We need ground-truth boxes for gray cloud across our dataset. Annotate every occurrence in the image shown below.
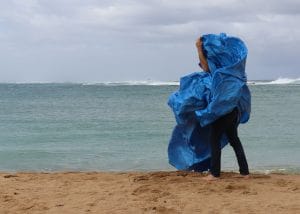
[0,0,299,82]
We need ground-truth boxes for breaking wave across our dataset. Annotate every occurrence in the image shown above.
[82,81,179,86]
[83,78,300,86]
[248,77,300,85]
[3,78,299,86]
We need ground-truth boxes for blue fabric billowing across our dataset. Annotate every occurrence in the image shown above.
[167,33,251,171]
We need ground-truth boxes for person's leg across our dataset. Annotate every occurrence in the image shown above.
[209,119,226,177]
[225,112,249,175]
[210,127,222,177]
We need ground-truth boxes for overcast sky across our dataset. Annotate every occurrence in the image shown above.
[0,0,299,82]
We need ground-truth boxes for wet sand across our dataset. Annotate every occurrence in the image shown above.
[1,171,300,213]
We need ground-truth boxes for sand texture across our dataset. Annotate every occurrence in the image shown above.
[0,171,300,214]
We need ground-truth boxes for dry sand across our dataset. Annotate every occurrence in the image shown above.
[0,171,299,214]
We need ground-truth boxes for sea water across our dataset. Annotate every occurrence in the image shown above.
[0,78,299,173]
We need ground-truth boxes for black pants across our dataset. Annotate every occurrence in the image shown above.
[210,107,249,177]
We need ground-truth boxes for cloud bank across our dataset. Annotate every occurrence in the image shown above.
[0,0,299,82]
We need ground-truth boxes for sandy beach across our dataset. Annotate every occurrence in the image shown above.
[0,171,299,214]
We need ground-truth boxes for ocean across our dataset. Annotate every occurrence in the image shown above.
[0,78,299,173]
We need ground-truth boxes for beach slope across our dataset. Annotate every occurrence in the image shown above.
[1,171,299,213]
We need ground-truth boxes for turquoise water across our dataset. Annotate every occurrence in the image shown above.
[0,82,299,173]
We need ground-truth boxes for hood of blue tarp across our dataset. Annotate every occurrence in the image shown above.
[202,33,248,81]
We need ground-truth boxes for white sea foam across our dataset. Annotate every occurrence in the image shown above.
[82,81,179,86]
[268,77,300,84]
[2,77,299,86]
[250,77,300,85]
[259,168,287,175]
[82,78,300,86]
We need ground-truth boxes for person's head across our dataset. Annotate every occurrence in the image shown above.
[197,37,209,72]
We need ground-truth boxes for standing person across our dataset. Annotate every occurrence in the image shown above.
[167,33,251,177]
[196,36,250,181]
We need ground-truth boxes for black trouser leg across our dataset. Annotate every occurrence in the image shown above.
[209,108,249,177]
[209,128,223,177]
[210,118,227,177]
[226,125,249,175]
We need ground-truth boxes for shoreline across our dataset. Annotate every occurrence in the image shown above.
[1,171,300,213]
[1,169,300,176]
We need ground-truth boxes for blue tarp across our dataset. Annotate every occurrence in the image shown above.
[167,33,251,171]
